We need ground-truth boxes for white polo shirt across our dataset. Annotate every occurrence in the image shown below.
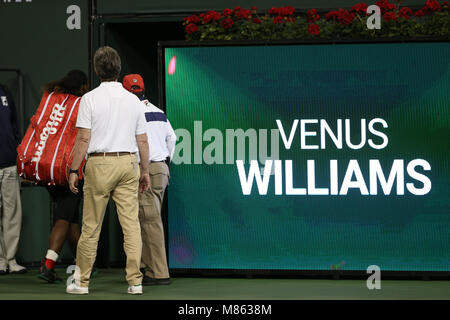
[76,81,147,154]
[140,99,177,162]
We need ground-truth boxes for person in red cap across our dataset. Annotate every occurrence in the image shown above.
[123,74,146,99]
[123,73,176,286]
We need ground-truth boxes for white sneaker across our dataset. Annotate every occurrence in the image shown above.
[66,282,89,295]
[128,284,143,295]
[8,259,26,274]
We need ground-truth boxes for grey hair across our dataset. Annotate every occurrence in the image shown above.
[93,46,121,81]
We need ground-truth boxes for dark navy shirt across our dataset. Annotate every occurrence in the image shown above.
[0,84,20,168]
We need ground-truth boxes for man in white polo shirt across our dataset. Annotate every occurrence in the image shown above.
[123,74,176,286]
[67,47,150,295]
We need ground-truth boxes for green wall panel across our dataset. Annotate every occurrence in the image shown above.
[0,0,88,264]
[0,0,89,131]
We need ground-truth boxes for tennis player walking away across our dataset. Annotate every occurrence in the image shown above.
[67,46,150,295]
[35,70,88,284]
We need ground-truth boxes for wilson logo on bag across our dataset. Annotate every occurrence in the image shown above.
[17,91,85,186]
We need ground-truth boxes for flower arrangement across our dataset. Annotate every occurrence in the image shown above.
[183,1,449,41]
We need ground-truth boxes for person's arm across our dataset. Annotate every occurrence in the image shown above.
[68,128,91,194]
[166,119,177,161]
[136,133,150,193]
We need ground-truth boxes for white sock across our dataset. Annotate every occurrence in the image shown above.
[46,249,59,262]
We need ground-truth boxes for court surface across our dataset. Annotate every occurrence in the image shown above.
[0,268,449,300]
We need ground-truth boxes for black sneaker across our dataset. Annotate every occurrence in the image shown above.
[37,259,62,283]
[142,275,171,286]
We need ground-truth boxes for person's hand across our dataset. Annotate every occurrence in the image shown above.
[139,173,150,193]
[68,173,79,194]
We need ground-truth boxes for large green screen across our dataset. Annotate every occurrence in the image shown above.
[164,42,449,271]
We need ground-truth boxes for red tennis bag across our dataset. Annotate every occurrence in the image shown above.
[17,91,85,186]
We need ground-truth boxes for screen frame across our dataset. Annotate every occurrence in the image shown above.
[158,38,450,279]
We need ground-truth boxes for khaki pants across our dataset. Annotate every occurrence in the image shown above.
[138,161,169,279]
[0,166,22,266]
[76,154,142,287]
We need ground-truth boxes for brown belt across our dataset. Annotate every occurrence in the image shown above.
[89,152,135,157]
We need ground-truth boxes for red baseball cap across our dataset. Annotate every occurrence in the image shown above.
[123,74,145,93]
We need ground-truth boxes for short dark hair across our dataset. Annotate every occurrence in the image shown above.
[93,46,121,81]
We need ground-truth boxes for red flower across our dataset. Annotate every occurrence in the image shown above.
[279,6,295,16]
[343,11,355,24]
[251,6,258,10]
[351,2,368,14]
[383,11,397,21]
[425,0,441,11]
[185,23,198,34]
[184,15,200,24]
[443,1,449,7]
[326,9,354,24]
[414,9,425,16]
[268,7,279,15]
[273,16,284,24]
[223,8,232,17]
[308,24,320,35]
[202,11,221,24]
[376,0,397,13]
[307,9,320,22]
[236,8,252,19]
[269,6,295,16]
[221,18,234,29]
[285,17,296,23]
[399,7,413,19]
[325,11,339,20]
[338,9,355,24]
[212,11,222,21]
[232,6,242,15]
[252,18,262,24]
